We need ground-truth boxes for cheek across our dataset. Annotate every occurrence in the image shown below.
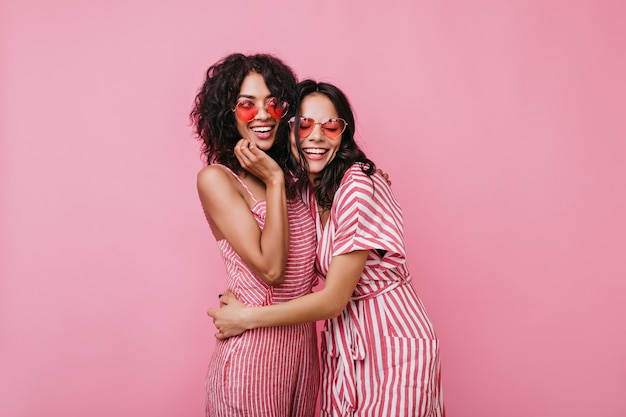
[235,120,248,137]
[289,134,300,160]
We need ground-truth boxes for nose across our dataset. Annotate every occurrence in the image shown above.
[306,123,324,141]
[254,104,271,120]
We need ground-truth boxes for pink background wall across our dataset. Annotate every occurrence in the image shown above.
[2,1,625,416]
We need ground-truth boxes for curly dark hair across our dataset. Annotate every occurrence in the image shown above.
[289,80,376,210]
[190,53,298,197]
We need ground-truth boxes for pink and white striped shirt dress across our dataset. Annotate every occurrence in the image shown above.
[304,164,445,417]
[205,165,320,417]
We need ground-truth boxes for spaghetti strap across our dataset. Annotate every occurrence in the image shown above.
[213,164,258,203]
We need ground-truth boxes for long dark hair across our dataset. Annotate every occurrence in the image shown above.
[289,80,376,209]
[190,53,298,197]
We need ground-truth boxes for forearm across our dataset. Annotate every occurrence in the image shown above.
[244,250,369,326]
[242,288,344,328]
[211,251,369,339]
[258,177,289,285]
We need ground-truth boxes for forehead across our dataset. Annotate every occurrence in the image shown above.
[238,72,271,98]
[300,93,337,118]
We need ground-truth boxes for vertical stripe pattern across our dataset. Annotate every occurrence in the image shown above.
[205,166,319,417]
[306,164,445,417]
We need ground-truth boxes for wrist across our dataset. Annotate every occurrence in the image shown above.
[241,306,257,330]
[266,174,284,187]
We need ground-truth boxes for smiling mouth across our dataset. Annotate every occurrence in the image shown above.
[251,126,273,133]
[302,148,327,155]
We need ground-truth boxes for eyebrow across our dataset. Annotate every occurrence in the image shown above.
[237,94,273,99]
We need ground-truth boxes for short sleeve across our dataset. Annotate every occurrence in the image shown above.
[332,166,406,266]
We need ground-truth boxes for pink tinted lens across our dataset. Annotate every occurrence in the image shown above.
[267,98,288,119]
[320,119,346,139]
[297,118,315,138]
[294,118,347,139]
[234,100,257,121]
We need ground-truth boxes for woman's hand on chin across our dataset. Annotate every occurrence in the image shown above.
[234,139,283,185]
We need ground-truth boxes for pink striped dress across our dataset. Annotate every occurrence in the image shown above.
[304,164,445,417]
[205,166,319,417]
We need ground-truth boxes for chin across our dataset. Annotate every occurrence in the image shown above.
[254,141,274,151]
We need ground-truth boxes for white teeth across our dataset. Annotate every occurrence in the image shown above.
[251,127,272,133]
[303,148,326,155]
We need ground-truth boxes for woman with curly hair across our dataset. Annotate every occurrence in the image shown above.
[190,53,319,417]
[210,80,445,416]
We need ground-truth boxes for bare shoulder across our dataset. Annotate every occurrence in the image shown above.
[198,164,228,182]
[197,165,235,193]
[198,166,247,212]
[196,166,248,241]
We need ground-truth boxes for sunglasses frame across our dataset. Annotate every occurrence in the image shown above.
[233,97,289,122]
[288,116,348,139]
